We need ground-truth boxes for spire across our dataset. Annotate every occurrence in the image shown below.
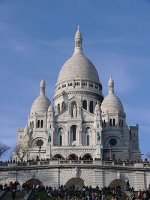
[40,79,46,96]
[108,75,114,94]
[74,25,83,55]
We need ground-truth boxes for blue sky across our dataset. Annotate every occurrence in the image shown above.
[0,0,150,159]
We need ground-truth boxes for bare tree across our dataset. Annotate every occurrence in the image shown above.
[14,144,28,161]
[0,142,10,158]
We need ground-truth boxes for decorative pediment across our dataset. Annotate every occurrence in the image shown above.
[82,109,94,121]
[68,96,82,107]
[57,109,68,121]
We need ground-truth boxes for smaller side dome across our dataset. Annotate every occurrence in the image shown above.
[48,104,54,112]
[101,76,124,113]
[30,80,51,114]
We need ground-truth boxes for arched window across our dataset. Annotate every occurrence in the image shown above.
[58,128,63,146]
[119,119,121,127]
[68,82,72,86]
[122,120,124,128]
[110,119,112,126]
[70,125,77,143]
[83,100,87,110]
[103,120,106,127]
[119,119,123,127]
[41,120,43,128]
[60,135,62,146]
[62,101,65,110]
[87,135,89,146]
[113,119,115,126]
[58,104,60,114]
[72,126,76,141]
[37,120,40,128]
[86,127,90,146]
[89,101,93,113]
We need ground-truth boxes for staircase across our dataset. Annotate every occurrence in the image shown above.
[1,190,26,200]
[125,190,132,198]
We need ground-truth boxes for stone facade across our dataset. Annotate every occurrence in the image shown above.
[14,27,141,163]
[1,161,150,191]
[4,27,147,189]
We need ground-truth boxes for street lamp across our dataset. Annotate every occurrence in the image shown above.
[109,145,112,161]
[48,132,52,160]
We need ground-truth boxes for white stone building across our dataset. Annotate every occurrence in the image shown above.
[15,27,141,163]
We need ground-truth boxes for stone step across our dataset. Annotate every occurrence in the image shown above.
[1,190,26,200]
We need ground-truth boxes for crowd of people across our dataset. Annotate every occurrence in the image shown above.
[1,181,150,199]
[23,183,150,199]
[31,185,127,200]
[0,181,33,200]
[0,181,21,200]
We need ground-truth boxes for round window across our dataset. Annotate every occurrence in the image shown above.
[109,138,117,146]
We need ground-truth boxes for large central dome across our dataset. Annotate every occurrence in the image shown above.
[57,53,100,83]
[57,26,100,85]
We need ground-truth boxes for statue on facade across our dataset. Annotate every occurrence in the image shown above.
[48,132,51,144]
[96,131,100,141]
[72,104,77,117]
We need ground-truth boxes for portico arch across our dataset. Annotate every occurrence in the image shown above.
[109,179,127,191]
[82,153,93,160]
[68,154,78,160]
[24,179,43,186]
[53,154,64,160]
[65,177,84,187]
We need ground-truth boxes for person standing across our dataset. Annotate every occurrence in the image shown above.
[12,189,16,200]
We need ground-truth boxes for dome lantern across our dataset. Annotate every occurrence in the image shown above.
[74,25,83,55]
[40,79,46,96]
[108,75,114,94]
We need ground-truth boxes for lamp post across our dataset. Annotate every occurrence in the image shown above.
[48,132,52,160]
[101,145,103,161]
[109,145,112,161]
[50,144,51,160]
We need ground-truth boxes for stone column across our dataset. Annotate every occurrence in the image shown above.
[87,101,90,112]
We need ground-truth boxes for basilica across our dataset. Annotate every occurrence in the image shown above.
[15,27,141,162]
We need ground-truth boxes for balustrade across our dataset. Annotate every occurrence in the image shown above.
[0,160,150,168]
